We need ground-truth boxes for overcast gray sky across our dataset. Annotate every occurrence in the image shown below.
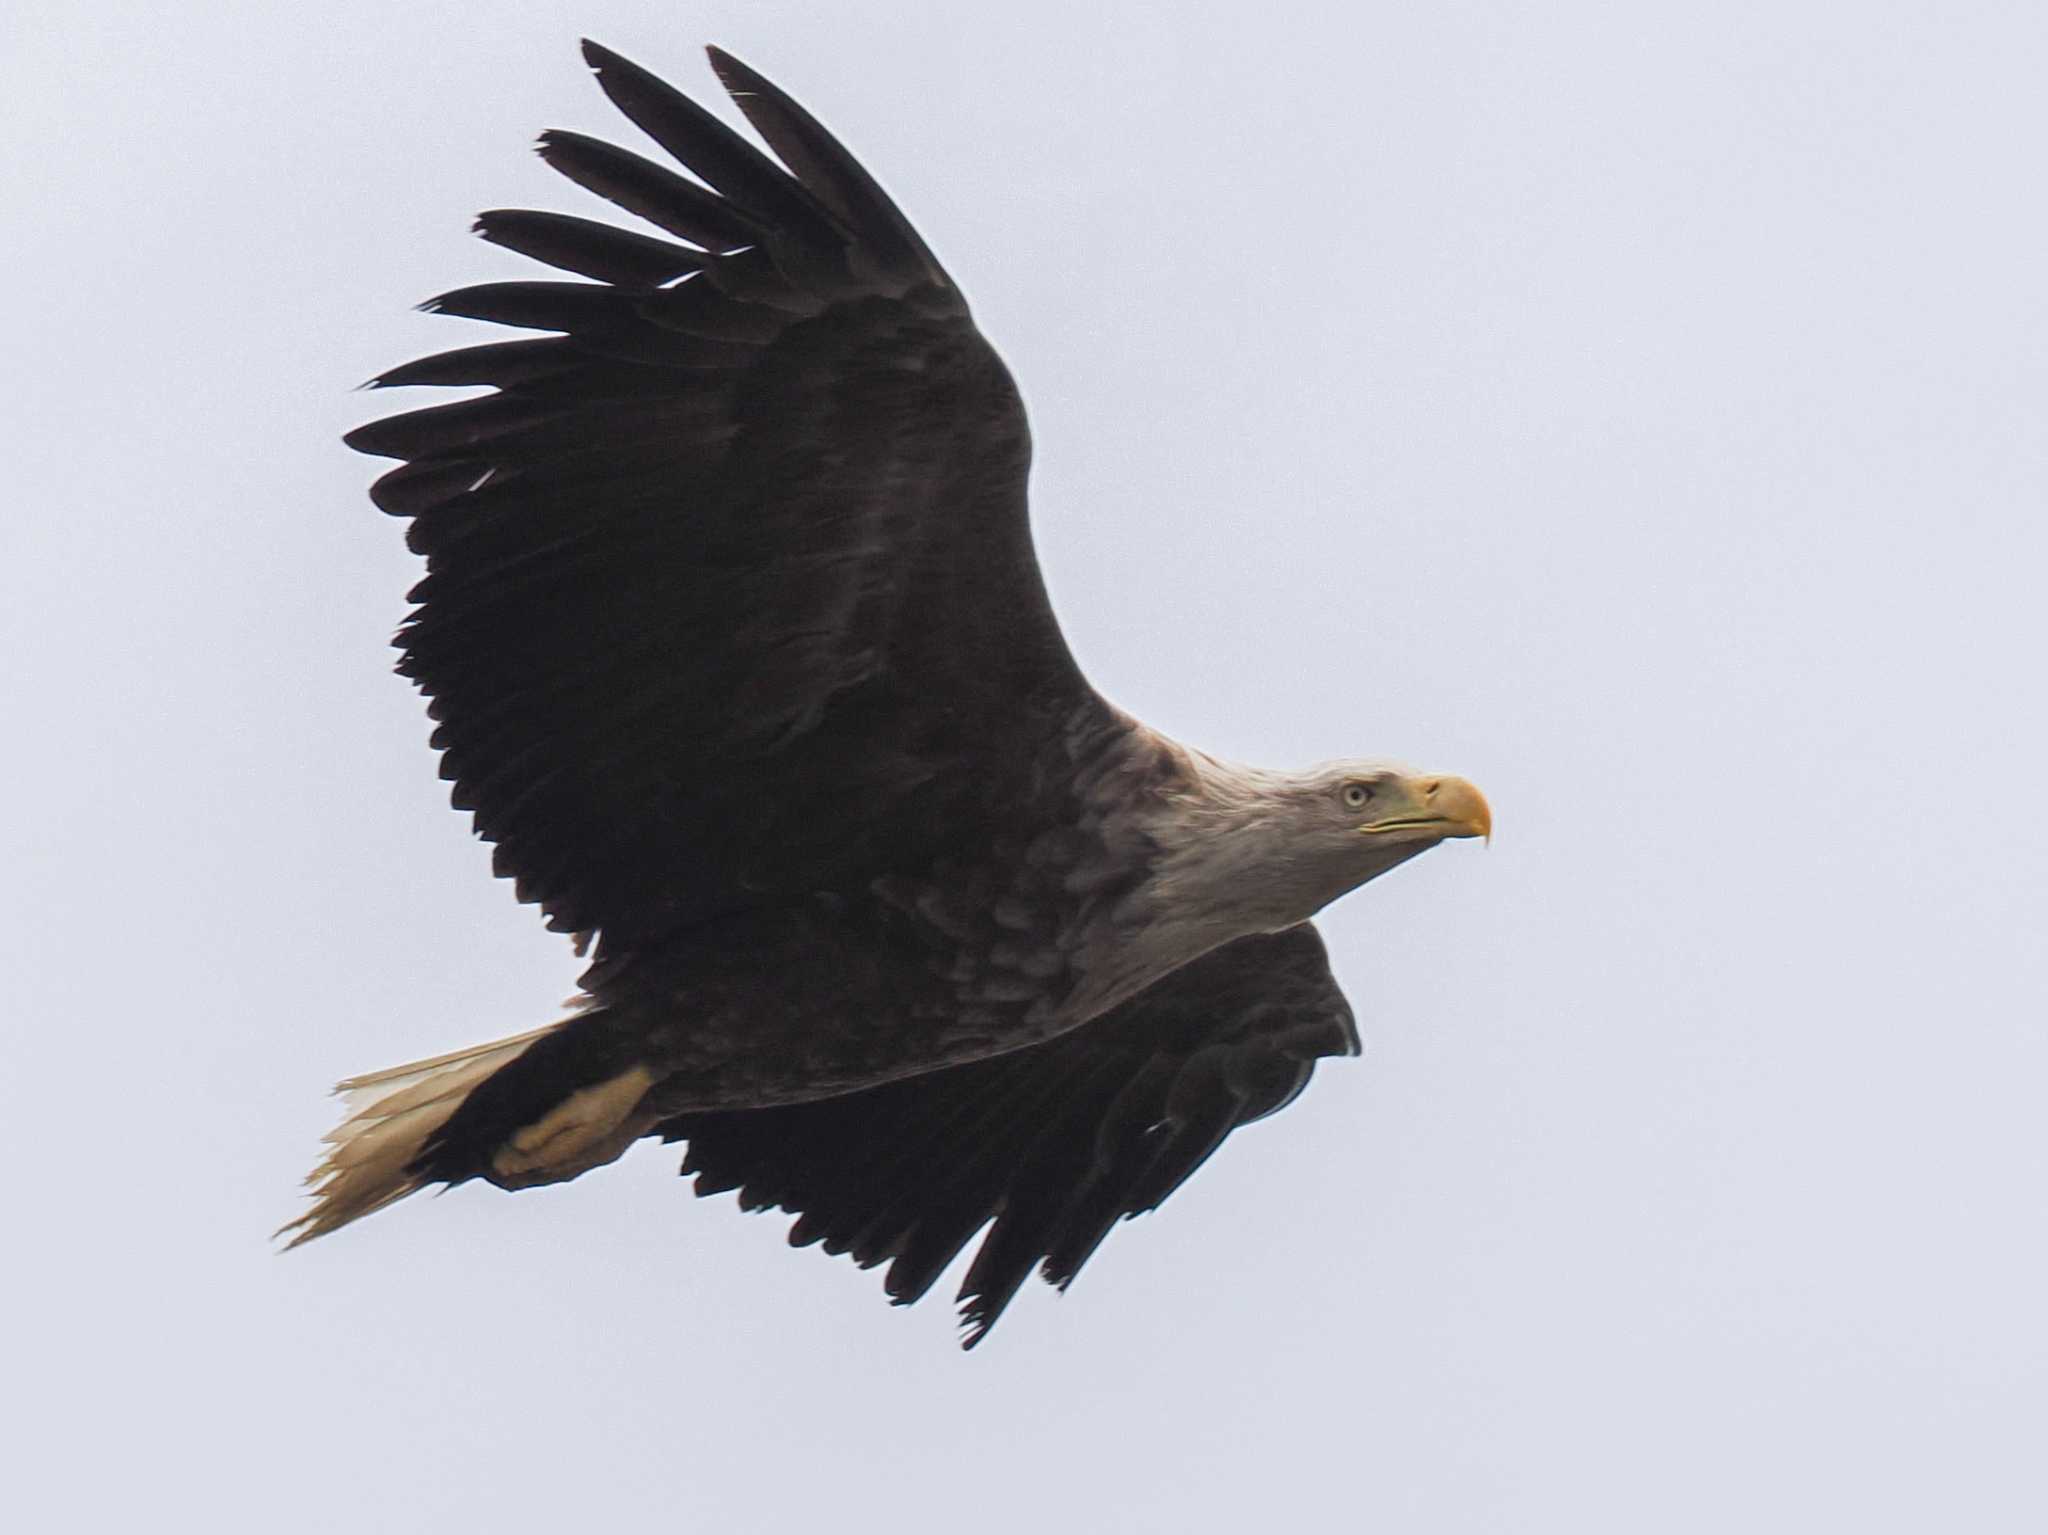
[5,2,2044,1530]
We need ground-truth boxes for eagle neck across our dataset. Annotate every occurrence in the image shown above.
[1062,740,1307,1023]
[1145,746,1312,939]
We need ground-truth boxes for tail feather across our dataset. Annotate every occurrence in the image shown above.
[278,1022,563,1248]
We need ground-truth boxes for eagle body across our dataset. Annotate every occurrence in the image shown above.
[436,717,1162,1179]
[288,40,1491,1345]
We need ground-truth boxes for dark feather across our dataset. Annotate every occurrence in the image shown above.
[366,458,493,517]
[369,338,573,390]
[343,394,559,461]
[473,209,708,287]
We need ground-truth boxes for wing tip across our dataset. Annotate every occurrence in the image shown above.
[704,44,748,91]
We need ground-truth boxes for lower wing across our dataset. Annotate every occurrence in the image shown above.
[657,924,1359,1346]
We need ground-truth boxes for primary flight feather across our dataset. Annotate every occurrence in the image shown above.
[289,38,1491,1347]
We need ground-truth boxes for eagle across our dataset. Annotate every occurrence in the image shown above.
[286,39,1492,1346]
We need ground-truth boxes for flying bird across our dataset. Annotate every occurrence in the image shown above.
[289,39,1492,1345]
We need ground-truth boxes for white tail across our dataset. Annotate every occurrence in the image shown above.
[277,1022,564,1248]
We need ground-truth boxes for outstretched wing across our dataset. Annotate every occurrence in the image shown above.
[347,43,1106,950]
[657,925,1360,1347]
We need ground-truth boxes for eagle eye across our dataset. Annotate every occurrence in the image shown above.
[1342,783,1371,809]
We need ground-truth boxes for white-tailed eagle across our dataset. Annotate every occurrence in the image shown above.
[286,40,1491,1346]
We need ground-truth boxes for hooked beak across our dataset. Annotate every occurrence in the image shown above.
[1357,773,1492,845]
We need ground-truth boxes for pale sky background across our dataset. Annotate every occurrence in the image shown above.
[4,2,2044,1530]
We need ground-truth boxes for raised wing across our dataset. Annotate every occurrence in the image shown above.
[656,925,1360,1346]
[347,43,1104,950]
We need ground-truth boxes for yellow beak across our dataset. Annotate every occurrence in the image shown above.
[1358,774,1492,844]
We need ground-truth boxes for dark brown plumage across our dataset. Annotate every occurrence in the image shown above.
[288,40,1489,1347]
